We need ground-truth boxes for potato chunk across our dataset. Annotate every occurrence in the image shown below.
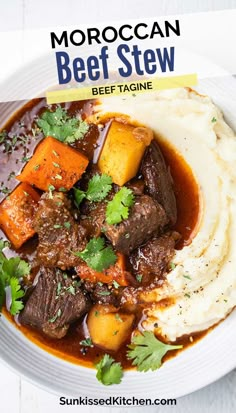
[87,304,135,351]
[98,121,152,186]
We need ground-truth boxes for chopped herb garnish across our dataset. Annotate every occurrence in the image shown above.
[97,290,111,296]
[7,171,15,181]
[183,275,192,280]
[74,237,117,272]
[136,274,143,283]
[113,280,120,289]
[23,191,29,197]
[37,105,89,143]
[64,221,71,229]
[184,293,191,298]
[53,224,62,229]
[48,184,55,199]
[95,310,100,317]
[115,314,123,322]
[33,164,40,171]
[113,330,119,336]
[55,174,62,180]
[67,285,75,295]
[53,162,60,168]
[58,187,67,192]
[52,150,59,157]
[211,117,217,123]
[106,187,134,225]
[0,186,11,195]
[80,338,93,347]
[48,308,62,323]
[0,131,31,154]
[63,273,68,280]
[21,156,31,163]
[169,262,176,270]
[56,282,62,296]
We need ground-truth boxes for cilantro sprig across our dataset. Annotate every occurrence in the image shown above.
[106,187,134,225]
[96,354,123,386]
[0,241,30,315]
[74,237,117,272]
[73,174,112,207]
[37,106,89,144]
[127,331,183,372]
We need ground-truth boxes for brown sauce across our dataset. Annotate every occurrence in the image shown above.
[1,98,201,368]
[3,307,209,369]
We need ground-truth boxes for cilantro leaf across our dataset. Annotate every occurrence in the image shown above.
[106,187,135,225]
[127,331,183,372]
[0,277,5,312]
[73,174,112,208]
[96,354,123,386]
[37,106,89,143]
[0,249,30,315]
[80,338,93,347]
[73,188,86,208]
[9,277,25,315]
[86,174,112,202]
[75,237,117,272]
[1,257,30,280]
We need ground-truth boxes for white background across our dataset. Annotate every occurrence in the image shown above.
[0,1,236,412]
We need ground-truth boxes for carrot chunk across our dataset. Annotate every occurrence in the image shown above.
[77,253,129,286]
[0,183,40,249]
[17,136,89,191]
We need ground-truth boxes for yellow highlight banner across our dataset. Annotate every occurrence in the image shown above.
[46,74,197,104]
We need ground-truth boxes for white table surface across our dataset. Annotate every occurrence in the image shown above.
[0,0,236,412]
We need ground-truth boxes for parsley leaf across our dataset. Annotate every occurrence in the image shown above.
[96,354,123,386]
[74,237,117,272]
[9,278,25,315]
[106,187,134,225]
[86,174,112,202]
[127,331,183,372]
[73,174,112,207]
[37,106,89,143]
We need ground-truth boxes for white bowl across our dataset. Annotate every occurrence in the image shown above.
[0,55,235,399]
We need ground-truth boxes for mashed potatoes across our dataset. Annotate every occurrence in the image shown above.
[94,88,236,341]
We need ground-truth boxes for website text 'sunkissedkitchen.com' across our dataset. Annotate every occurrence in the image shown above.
[59,396,177,406]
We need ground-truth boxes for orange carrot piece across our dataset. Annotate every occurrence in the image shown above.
[0,183,40,249]
[17,136,89,191]
[77,253,129,286]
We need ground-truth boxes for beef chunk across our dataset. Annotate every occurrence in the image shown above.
[129,232,179,284]
[126,178,145,196]
[83,280,118,306]
[20,267,91,339]
[34,192,87,270]
[80,201,107,238]
[141,140,177,226]
[105,195,168,254]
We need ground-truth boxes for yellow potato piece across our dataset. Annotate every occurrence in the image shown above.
[87,304,135,351]
[98,121,152,186]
